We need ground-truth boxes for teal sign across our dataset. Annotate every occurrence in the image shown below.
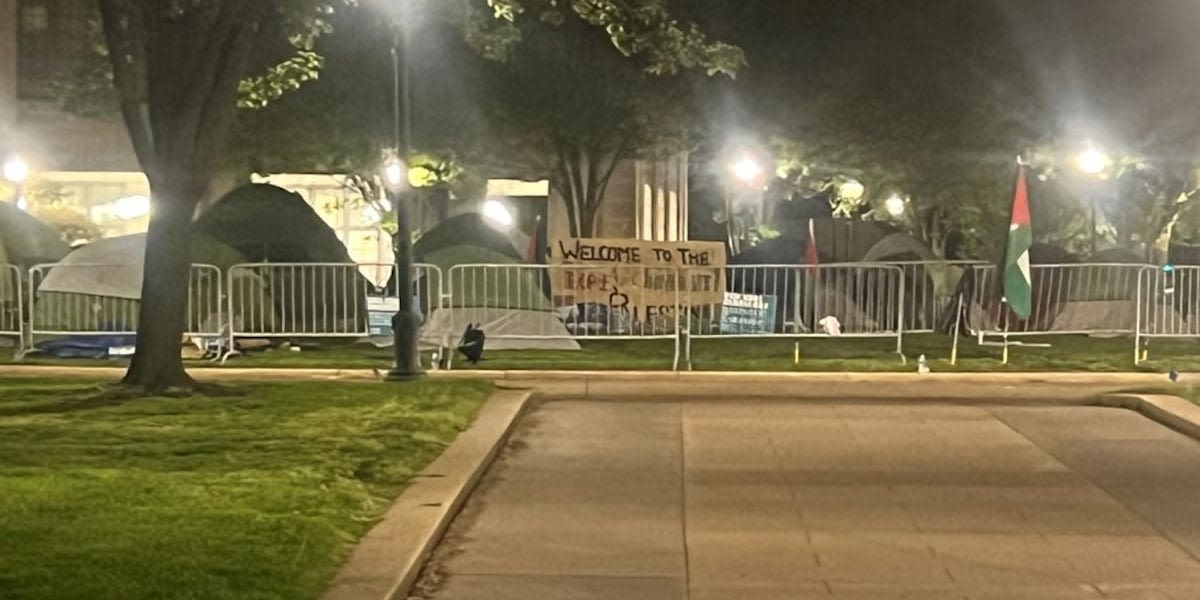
[368,296,421,337]
[720,292,778,334]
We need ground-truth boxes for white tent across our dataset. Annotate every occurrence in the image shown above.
[33,234,259,334]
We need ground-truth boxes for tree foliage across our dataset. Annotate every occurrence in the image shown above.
[480,12,706,237]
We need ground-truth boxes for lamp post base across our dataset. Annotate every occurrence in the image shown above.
[387,310,425,381]
[384,369,426,381]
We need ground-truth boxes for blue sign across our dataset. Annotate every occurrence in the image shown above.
[720,292,778,334]
[368,296,422,337]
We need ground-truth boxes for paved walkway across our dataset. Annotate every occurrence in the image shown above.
[411,399,1200,599]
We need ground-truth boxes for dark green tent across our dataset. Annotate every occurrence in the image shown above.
[196,183,355,263]
[415,213,521,262]
[195,183,368,336]
[0,202,69,269]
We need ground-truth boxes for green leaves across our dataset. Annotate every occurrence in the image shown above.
[463,0,744,77]
[237,49,325,110]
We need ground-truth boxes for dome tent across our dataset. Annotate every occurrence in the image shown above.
[195,183,368,336]
[0,202,70,269]
[419,244,578,351]
[32,233,270,338]
[1,203,71,328]
[862,232,953,332]
[415,213,522,262]
[196,183,356,263]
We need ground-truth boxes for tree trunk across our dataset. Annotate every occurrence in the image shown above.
[121,179,202,392]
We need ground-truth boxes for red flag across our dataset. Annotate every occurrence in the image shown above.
[805,218,819,277]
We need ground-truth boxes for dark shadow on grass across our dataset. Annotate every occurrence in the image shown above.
[0,382,246,417]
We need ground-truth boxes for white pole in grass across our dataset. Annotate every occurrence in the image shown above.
[950,292,964,366]
[1001,299,1010,366]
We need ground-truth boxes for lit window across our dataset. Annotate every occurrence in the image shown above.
[20,5,49,33]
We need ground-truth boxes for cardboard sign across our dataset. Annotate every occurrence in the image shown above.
[550,238,726,320]
[720,292,778,334]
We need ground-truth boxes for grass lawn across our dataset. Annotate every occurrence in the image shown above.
[0,378,492,600]
[4,332,1199,372]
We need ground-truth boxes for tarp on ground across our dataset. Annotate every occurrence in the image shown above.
[419,244,578,350]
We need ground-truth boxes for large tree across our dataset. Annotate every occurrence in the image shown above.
[97,0,741,391]
[482,15,703,237]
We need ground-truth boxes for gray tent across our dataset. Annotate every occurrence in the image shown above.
[32,234,267,334]
[420,244,577,351]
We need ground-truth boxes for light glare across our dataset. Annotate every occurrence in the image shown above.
[885,194,906,218]
[3,156,29,184]
[483,199,514,229]
[1077,147,1109,175]
[731,157,763,184]
[384,160,405,188]
[114,195,151,220]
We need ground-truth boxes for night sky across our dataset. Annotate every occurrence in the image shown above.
[701,0,1200,154]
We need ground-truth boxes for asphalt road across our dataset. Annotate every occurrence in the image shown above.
[410,398,1200,599]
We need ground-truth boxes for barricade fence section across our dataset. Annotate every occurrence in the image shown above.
[24,258,1200,367]
[225,262,442,342]
[965,263,1145,337]
[1136,265,1200,362]
[888,260,984,333]
[444,263,682,341]
[683,263,905,351]
[0,263,22,340]
[27,263,224,340]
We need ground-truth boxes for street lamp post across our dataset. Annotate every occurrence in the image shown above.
[1076,146,1110,256]
[384,9,423,380]
[725,155,763,255]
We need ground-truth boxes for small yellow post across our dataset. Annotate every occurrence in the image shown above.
[794,341,800,365]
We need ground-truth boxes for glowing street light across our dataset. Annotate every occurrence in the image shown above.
[885,194,907,218]
[383,158,406,191]
[4,155,29,211]
[3,155,29,184]
[1076,147,1110,175]
[731,156,763,184]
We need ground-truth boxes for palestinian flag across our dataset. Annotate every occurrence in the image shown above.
[1002,163,1032,319]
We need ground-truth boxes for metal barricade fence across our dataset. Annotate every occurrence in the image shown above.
[965,263,1145,337]
[226,262,442,342]
[445,263,681,341]
[26,263,224,341]
[683,263,905,352]
[1136,265,1200,363]
[0,264,22,342]
[886,260,984,333]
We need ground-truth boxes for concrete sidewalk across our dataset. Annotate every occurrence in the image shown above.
[411,398,1200,600]
[2,366,1181,405]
